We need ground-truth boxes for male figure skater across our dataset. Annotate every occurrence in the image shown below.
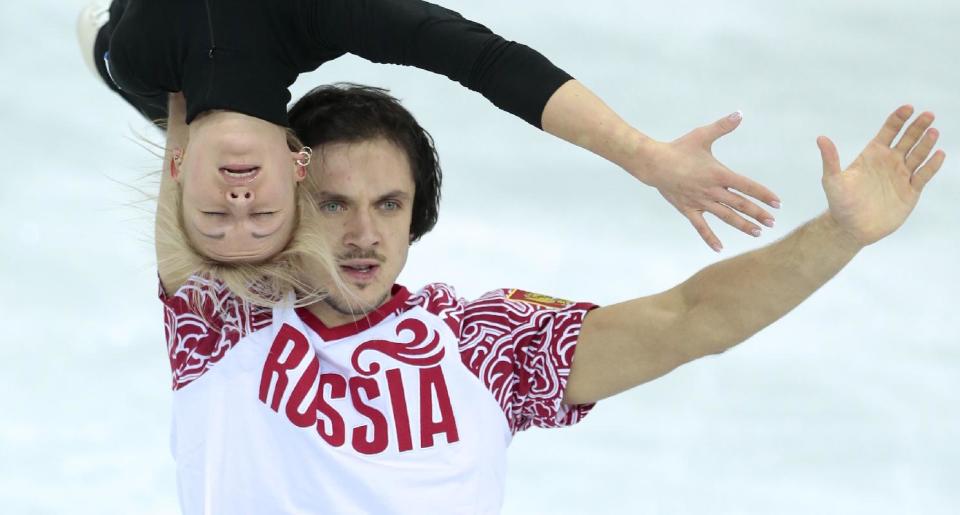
[161,86,944,513]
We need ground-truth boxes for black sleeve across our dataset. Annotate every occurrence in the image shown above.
[298,0,573,129]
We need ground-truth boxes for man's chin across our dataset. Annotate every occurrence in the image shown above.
[323,293,388,319]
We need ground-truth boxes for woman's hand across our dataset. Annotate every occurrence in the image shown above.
[542,81,779,252]
[632,112,781,252]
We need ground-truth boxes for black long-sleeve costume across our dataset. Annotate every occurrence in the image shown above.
[94,0,572,128]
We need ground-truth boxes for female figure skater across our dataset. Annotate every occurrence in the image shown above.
[78,0,780,297]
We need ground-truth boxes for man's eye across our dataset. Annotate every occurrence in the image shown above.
[321,202,344,213]
[381,200,400,210]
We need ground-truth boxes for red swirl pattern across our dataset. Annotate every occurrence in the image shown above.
[407,284,597,433]
[350,318,445,376]
[161,277,272,390]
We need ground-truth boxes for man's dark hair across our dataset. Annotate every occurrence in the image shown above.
[288,83,441,243]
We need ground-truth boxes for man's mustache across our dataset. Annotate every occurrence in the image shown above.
[336,249,386,263]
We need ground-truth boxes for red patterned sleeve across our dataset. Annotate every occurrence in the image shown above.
[158,277,271,390]
[456,288,598,433]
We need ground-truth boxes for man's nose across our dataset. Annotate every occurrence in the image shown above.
[345,210,380,248]
[226,187,254,205]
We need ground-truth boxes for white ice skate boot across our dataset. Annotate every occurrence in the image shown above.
[76,1,110,79]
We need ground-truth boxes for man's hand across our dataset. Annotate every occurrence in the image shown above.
[636,112,781,252]
[819,105,946,246]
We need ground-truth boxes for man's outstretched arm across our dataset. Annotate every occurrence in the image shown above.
[564,106,946,405]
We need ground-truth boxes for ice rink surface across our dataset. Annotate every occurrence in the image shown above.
[1,0,957,513]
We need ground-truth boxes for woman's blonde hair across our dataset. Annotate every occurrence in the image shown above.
[155,130,341,308]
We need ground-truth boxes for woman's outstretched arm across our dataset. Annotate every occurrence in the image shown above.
[304,0,779,250]
[542,80,780,251]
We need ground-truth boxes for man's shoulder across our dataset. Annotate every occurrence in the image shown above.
[403,283,586,311]
[400,283,464,327]
[399,283,592,333]
[404,282,460,307]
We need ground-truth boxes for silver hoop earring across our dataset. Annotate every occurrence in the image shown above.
[296,146,313,167]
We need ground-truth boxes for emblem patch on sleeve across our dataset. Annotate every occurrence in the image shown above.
[506,289,572,308]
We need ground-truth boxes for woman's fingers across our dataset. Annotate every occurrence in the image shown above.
[715,188,775,228]
[686,211,723,252]
[674,165,780,250]
[695,111,744,149]
[704,201,764,238]
[725,171,781,209]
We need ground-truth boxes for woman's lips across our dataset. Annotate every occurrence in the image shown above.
[219,166,260,185]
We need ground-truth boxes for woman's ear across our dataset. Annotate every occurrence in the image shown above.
[294,146,313,182]
[170,148,184,181]
[291,151,307,181]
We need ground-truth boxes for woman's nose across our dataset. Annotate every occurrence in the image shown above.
[226,187,254,205]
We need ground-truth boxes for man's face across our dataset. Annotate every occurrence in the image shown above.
[312,137,415,325]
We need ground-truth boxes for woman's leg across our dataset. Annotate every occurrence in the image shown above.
[77,0,168,127]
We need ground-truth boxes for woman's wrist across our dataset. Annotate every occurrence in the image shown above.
[614,132,663,186]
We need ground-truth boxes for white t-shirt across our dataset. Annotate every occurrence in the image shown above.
[161,277,596,514]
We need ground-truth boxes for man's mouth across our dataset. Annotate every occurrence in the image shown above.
[339,260,381,282]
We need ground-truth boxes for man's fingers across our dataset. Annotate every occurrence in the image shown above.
[698,111,743,148]
[705,202,763,238]
[874,105,913,146]
[894,112,935,155]
[911,150,947,192]
[817,136,841,178]
[686,212,723,252]
[905,127,940,172]
[715,189,775,227]
[726,172,781,208]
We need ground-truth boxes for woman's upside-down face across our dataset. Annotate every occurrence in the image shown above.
[175,111,306,263]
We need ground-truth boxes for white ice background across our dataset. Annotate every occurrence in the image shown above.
[1,0,958,513]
